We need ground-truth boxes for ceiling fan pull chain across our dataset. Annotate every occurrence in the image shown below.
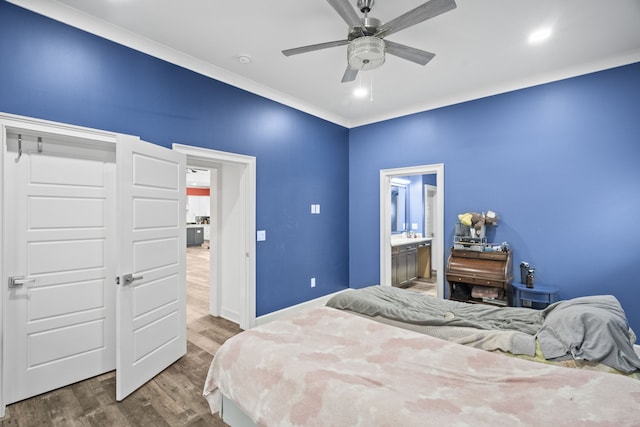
[369,70,374,102]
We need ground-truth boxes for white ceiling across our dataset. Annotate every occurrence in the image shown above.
[187,168,210,188]
[9,0,640,128]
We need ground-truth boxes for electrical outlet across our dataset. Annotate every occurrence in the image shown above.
[310,277,316,288]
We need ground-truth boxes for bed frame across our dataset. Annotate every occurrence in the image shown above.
[220,395,256,427]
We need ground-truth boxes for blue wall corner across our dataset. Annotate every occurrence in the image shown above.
[349,62,640,333]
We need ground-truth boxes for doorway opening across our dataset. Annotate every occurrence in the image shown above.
[185,167,212,327]
[380,164,445,299]
[173,144,256,331]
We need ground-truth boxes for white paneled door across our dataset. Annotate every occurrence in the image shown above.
[2,118,186,408]
[4,132,117,403]
[115,135,186,400]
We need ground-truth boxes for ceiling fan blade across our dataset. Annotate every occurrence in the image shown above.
[326,0,362,28]
[384,40,435,66]
[375,0,457,38]
[341,66,358,83]
[282,40,349,56]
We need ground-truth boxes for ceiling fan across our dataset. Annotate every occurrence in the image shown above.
[282,0,457,83]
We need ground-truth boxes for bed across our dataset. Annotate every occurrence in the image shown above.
[326,285,640,376]
[204,306,640,426]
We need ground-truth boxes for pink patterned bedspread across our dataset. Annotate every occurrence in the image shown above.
[204,307,640,426]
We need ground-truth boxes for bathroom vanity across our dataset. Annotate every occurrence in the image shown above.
[391,238,432,287]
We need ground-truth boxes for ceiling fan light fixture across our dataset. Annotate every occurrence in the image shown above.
[353,86,369,98]
[347,36,385,71]
[528,27,552,44]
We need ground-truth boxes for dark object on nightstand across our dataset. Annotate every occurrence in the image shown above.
[520,261,529,284]
[526,269,535,288]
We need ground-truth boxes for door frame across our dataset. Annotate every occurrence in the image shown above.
[424,184,439,269]
[0,112,119,417]
[379,164,445,298]
[172,144,256,330]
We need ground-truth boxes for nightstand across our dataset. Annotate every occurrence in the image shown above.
[511,282,559,309]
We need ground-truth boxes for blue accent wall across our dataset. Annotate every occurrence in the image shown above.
[0,2,350,316]
[2,3,639,336]
[349,62,640,335]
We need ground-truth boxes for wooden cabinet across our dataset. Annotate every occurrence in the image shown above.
[392,243,418,287]
[417,242,431,279]
[446,248,513,306]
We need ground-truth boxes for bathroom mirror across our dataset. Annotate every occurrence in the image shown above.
[391,182,409,233]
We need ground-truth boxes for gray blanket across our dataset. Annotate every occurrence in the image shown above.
[341,310,538,356]
[326,285,544,333]
[327,286,640,373]
[537,295,640,374]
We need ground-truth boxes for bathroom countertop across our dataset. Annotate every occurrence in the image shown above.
[391,237,433,247]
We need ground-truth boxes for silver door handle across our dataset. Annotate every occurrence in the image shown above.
[9,276,35,288]
[122,273,143,285]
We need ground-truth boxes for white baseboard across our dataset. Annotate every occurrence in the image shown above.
[255,288,352,326]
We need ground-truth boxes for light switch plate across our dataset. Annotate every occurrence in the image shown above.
[257,230,266,241]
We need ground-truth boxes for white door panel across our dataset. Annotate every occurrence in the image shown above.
[116,135,186,401]
[4,131,116,404]
[29,197,105,228]
[29,239,105,273]
[29,280,105,320]
[2,120,186,408]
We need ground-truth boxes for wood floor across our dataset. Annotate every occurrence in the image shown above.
[1,245,241,427]
[401,273,438,296]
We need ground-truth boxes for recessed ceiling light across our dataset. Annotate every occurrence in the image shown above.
[237,55,252,64]
[528,27,552,44]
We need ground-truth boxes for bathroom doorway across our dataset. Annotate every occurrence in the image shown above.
[380,164,445,299]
